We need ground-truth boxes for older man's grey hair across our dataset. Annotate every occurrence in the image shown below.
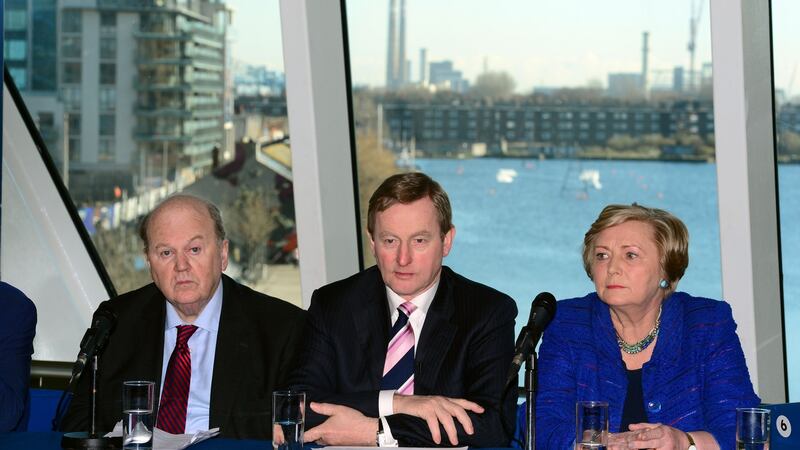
[138,194,226,251]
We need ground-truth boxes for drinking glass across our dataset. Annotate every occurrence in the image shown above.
[575,401,608,450]
[122,380,155,449]
[737,407,770,450]
[272,390,305,450]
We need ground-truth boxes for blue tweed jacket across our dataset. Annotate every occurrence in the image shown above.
[534,292,759,449]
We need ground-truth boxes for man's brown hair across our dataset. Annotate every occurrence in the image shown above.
[367,172,453,237]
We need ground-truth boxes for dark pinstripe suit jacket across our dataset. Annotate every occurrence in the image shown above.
[61,274,305,439]
[290,266,518,447]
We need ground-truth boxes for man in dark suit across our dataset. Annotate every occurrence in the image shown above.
[62,194,305,439]
[0,282,37,431]
[291,173,517,447]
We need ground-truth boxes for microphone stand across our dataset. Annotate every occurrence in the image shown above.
[524,351,537,450]
[61,355,121,449]
[90,354,99,438]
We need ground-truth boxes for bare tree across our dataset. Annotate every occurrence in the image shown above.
[225,187,276,282]
[355,133,402,267]
[471,71,516,98]
[93,224,152,294]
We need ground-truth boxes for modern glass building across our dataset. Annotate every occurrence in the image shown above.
[5,0,230,204]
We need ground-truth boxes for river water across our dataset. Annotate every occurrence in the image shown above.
[415,157,800,398]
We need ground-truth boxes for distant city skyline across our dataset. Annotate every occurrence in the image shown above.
[226,0,799,95]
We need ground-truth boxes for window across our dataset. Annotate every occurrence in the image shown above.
[99,88,116,110]
[62,86,82,109]
[69,138,81,161]
[100,37,116,59]
[63,62,81,84]
[100,11,116,30]
[100,63,116,85]
[30,1,57,92]
[99,115,115,136]
[68,114,81,136]
[3,0,303,311]
[5,40,27,60]
[772,0,800,399]
[98,138,115,161]
[39,112,54,128]
[5,9,26,30]
[62,36,81,58]
[346,0,720,336]
[9,68,27,89]
[62,10,81,33]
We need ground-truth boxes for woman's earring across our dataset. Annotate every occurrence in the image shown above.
[659,279,669,289]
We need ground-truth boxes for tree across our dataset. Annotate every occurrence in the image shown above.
[471,71,516,98]
[607,134,638,152]
[225,187,276,283]
[92,224,152,294]
[779,131,800,156]
[356,133,402,266]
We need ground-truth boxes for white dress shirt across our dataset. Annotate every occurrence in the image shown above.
[378,278,439,446]
[159,281,223,434]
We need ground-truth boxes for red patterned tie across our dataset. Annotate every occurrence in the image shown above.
[156,325,198,434]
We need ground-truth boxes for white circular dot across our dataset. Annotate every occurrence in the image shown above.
[777,414,792,438]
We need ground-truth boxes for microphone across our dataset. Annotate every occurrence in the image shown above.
[57,307,119,444]
[69,308,117,384]
[506,292,557,386]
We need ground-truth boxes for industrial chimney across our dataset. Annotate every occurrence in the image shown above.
[641,31,649,98]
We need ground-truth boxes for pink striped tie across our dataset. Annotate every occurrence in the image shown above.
[381,301,417,395]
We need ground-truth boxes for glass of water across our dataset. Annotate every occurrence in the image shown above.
[575,401,608,449]
[122,380,155,450]
[737,407,770,450]
[273,390,305,450]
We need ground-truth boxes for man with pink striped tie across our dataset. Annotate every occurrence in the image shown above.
[292,173,518,448]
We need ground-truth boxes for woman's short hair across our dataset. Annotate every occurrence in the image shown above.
[582,204,689,287]
[367,172,453,237]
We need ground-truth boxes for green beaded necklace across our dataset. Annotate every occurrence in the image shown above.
[616,304,662,354]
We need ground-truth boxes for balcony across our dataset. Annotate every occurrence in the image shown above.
[133,131,191,143]
[134,30,190,41]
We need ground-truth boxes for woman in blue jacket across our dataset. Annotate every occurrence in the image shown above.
[535,204,759,449]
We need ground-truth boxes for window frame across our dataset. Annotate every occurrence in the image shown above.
[278,0,788,401]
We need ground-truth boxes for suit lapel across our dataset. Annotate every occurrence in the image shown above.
[415,268,457,392]
[591,295,627,404]
[141,287,166,414]
[353,268,391,385]
[209,275,248,427]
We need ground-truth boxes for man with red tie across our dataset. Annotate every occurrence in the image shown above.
[62,194,305,439]
[290,173,518,447]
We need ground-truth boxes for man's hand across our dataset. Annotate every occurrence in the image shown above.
[303,402,379,446]
[392,394,484,445]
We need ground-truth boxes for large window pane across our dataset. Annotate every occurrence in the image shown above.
[5,9,27,30]
[62,62,81,83]
[346,0,721,332]
[772,0,800,400]
[4,1,302,309]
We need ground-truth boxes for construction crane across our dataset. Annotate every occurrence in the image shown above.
[687,0,704,92]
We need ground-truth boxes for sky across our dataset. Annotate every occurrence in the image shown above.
[225,0,798,95]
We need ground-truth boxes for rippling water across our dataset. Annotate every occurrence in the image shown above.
[415,157,800,398]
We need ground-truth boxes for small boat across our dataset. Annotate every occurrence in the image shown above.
[496,168,518,183]
[578,169,602,190]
